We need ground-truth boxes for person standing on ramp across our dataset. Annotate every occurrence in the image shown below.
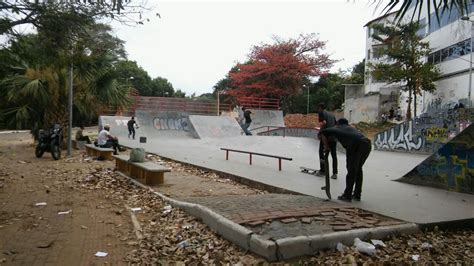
[127,116,139,139]
[316,103,338,179]
[241,107,253,136]
[319,118,371,202]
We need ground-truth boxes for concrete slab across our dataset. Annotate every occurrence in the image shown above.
[115,118,474,225]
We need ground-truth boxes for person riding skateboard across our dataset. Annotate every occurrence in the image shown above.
[241,107,253,136]
[315,103,338,179]
[319,118,371,202]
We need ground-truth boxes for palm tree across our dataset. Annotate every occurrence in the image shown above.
[1,64,132,136]
[380,0,472,24]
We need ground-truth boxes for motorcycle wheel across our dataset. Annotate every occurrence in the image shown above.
[35,144,44,158]
[51,145,61,160]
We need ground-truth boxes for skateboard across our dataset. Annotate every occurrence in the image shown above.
[300,166,319,175]
[320,151,331,200]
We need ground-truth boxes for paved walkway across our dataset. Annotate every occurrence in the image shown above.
[178,194,406,240]
[119,133,474,224]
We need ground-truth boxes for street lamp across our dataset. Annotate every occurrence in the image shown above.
[461,16,473,108]
[304,85,310,114]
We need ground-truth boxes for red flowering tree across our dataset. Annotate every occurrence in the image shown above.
[228,33,335,99]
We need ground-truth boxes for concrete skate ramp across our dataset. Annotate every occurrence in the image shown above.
[134,110,193,139]
[98,116,132,138]
[398,123,474,194]
[188,115,242,138]
[248,110,285,133]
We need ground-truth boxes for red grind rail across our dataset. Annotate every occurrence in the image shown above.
[220,148,292,171]
[236,97,280,110]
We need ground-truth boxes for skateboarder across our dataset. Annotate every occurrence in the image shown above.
[241,107,252,136]
[319,118,371,202]
[127,116,139,139]
[315,103,338,179]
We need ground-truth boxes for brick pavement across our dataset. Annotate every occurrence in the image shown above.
[179,194,406,239]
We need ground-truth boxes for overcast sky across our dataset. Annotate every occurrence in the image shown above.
[112,0,389,96]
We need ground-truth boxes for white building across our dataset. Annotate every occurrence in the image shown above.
[345,3,473,123]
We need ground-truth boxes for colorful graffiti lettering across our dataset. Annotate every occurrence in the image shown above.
[424,127,448,142]
[400,124,474,194]
[374,120,424,151]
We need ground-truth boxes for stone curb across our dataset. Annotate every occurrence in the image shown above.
[115,171,420,261]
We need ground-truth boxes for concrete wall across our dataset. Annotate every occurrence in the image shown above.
[374,108,474,154]
[344,84,379,123]
[399,123,474,194]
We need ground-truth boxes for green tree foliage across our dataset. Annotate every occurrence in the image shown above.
[345,59,365,84]
[150,77,174,97]
[369,22,440,119]
[174,89,186,98]
[0,22,131,132]
[0,0,150,37]
[113,60,152,96]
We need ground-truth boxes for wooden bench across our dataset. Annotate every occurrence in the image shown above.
[72,139,87,150]
[85,144,114,160]
[220,147,292,171]
[113,155,171,185]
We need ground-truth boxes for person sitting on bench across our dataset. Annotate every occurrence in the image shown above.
[97,124,121,155]
[75,126,91,144]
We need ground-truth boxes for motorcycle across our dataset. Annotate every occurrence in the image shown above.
[35,124,63,160]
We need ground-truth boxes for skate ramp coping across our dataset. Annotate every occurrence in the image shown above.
[188,115,242,138]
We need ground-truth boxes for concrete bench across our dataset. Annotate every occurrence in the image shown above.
[85,144,114,160]
[72,139,87,150]
[113,155,171,185]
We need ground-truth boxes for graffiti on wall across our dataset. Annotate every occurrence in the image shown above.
[374,108,474,153]
[399,124,474,194]
[153,118,189,131]
[374,120,425,151]
[424,127,448,142]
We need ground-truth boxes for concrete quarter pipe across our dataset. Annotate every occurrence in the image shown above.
[399,123,474,194]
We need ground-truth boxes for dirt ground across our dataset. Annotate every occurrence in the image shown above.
[0,131,473,265]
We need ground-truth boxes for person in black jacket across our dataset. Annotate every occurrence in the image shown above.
[127,116,139,139]
[320,118,371,202]
[316,103,338,179]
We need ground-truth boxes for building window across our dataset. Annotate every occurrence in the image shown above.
[428,38,472,64]
[367,49,371,60]
[428,3,474,33]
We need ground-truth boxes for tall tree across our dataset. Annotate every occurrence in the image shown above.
[369,22,440,119]
[150,77,174,97]
[228,33,335,100]
[0,23,131,132]
[113,60,152,96]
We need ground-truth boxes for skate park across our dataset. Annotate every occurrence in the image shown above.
[93,97,473,259]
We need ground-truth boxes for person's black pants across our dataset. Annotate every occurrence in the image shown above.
[101,139,119,154]
[77,136,91,144]
[343,139,371,197]
[319,140,338,174]
[128,127,135,139]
